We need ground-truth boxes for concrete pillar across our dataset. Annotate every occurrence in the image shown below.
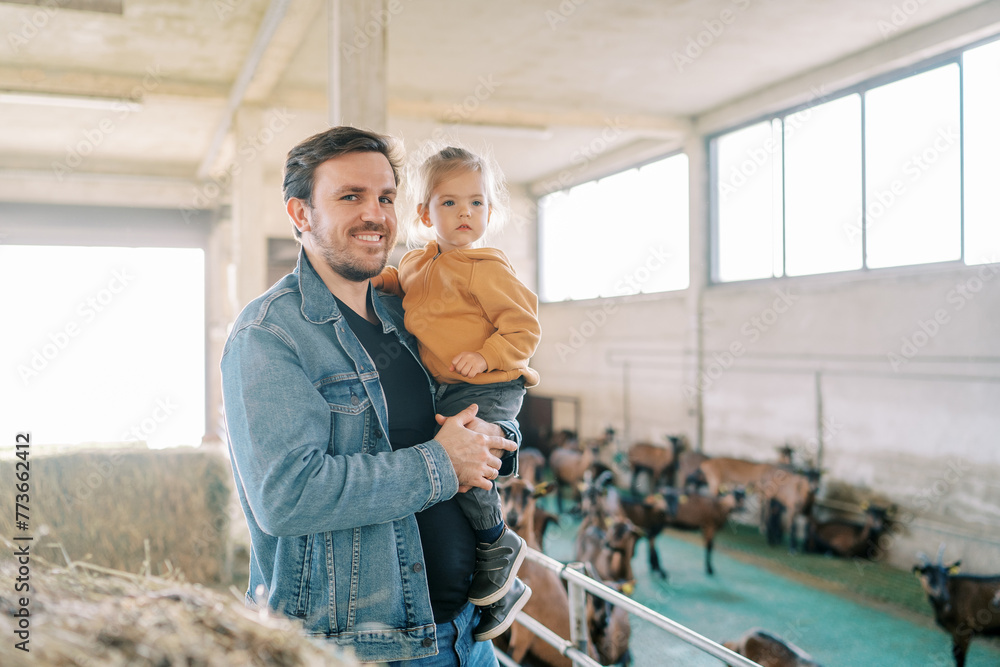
[203,215,232,446]
[231,107,268,312]
[328,0,388,132]
[684,134,709,450]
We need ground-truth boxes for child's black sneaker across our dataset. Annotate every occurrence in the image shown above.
[472,578,532,642]
[468,527,526,606]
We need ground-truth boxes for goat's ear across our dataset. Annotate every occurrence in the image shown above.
[679,494,689,504]
[949,561,962,574]
[860,500,870,510]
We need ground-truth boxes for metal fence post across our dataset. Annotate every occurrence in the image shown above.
[566,561,589,665]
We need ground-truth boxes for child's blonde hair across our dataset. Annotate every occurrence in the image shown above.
[404,144,509,248]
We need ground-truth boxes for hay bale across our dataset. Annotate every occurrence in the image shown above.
[0,555,357,666]
[0,447,232,585]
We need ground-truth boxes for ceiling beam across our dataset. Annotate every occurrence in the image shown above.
[196,0,293,180]
[0,64,225,101]
[388,98,691,137]
[243,0,324,104]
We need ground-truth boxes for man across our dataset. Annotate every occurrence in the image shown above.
[221,126,520,665]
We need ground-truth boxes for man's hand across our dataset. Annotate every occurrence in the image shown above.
[434,404,516,492]
[450,351,487,378]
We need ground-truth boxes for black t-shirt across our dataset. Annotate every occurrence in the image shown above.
[335,293,476,623]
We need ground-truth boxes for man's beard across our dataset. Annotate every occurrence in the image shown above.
[311,216,394,282]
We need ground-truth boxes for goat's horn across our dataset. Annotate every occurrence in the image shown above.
[917,551,930,566]
[936,543,947,566]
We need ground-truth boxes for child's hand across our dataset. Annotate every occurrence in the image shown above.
[370,274,385,290]
[450,351,488,378]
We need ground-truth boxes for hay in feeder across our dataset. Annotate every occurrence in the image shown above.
[0,548,357,667]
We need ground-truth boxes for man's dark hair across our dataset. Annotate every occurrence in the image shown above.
[283,126,403,239]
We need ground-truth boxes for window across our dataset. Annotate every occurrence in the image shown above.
[785,94,862,276]
[715,120,782,282]
[711,35,1000,281]
[864,65,960,269]
[963,38,1000,265]
[1,245,205,449]
[539,154,689,302]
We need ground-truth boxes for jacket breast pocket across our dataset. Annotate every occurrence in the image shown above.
[316,374,371,415]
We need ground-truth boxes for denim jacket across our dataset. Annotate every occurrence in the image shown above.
[221,250,519,663]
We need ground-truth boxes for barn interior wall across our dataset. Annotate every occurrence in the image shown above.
[529,148,1000,573]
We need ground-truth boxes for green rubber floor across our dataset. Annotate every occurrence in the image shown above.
[535,499,1000,666]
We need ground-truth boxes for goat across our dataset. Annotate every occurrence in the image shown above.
[575,476,641,595]
[627,434,687,494]
[805,503,892,559]
[518,446,547,485]
[675,450,710,492]
[700,457,816,551]
[699,457,774,497]
[549,427,614,513]
[759,468,818,552]
[583,564,632,666]
[533,428,579,460]
[621,487,744,577]
[913,547,1000,667]
[496,478,583,667]
[532,505,559,551]
[722,628,823,666]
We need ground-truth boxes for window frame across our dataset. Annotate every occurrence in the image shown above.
[707,32,1000,286]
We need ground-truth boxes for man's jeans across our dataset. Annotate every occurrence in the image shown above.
[387,603,499,667]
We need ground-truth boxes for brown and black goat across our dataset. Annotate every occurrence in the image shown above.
[549,428,614,513]
[496,478,583,667]
[722,628,823,666]
[582,563,633,666]
[700,458,817,552]
[676,450,711,492]
[627,434,687,494]
[805,502,893,559]
[518,446,547,485]
[760,467,818,552]
[913,547,1000,667]
[620,487,744,577]
[575,472,641,596]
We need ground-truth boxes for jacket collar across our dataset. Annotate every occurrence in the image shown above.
[297,248,343,324]
[296,247,397,333]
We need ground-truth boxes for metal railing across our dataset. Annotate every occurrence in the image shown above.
[494,547,762,667]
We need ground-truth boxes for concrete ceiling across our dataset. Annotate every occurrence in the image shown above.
[0,0,993,201]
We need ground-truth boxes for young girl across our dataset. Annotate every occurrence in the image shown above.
[372,146,540,641]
